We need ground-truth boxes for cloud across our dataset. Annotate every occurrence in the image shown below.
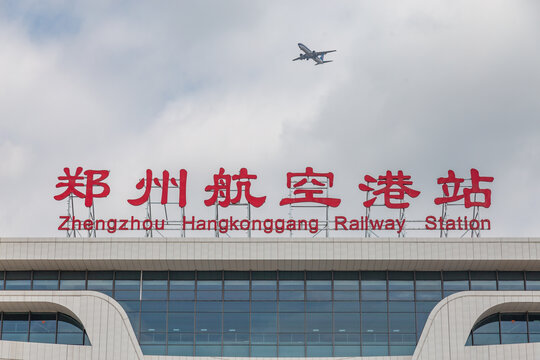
[0,0,539,237]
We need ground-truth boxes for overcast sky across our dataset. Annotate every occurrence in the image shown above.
[0,0,539,238]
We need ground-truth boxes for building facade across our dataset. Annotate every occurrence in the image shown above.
[0,237,539,359]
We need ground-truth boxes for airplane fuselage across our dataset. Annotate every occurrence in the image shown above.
[298,43,324,64]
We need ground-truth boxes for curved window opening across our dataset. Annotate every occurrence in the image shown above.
[467,312,539,346]
[0,312,90,346]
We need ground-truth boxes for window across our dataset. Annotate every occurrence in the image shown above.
[0,312,88,345]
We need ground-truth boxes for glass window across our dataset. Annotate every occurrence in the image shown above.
[57,332,84,345]
[33,271,59,290]
[279,345,305,357]
[196,301,222,312]
[416,272,441,290]
[334,345,361,356]
[168,301,194,312]
[196,332,222,344]
[5,271,31,290]
[196,345,221,356]
[252,271,277,290]
[416,313,430,334]
[196,313,222,333]
[168,344,193,356]
[251,333,277,344]
[389,301,415,313]
[30,313,56,333]
[472,314,499,334]
[279,302,304,312]
[389,333,416,345]
[224,313,249,332]
[529,313,540,333]
[223,332,249,344]
[388,291,414,301]
[87,271,113,290]
[500,313,527,333]
[498,272,524,290]
[306,313,332,333]
[197,271,222,290]
[362,313,387,333]
[306,302,331,312]
[251,345,277,357]
[223,345,249,357]
[470,271,497,290]
[416,301,439,313]
[306,345,332,357]
[473,333,500,345]
[197,290,222,300]
[279,313,304,332]
[2,313,29,341]
[224,271,249,290]
[225,291,249,300]
[306,291,331,301]
[334,301,360,312]
[416,291,442,301]
[142,272,167,291]
[252,313,277,333]
[501,333,527,344]
[334,272,359,290]
[141,301,167,312]
[279,272,304,290]
[361,272,386,290]
[58,313,83,333]
[334,313,360,333]
[526,272,540,290]
[443,271,469,292]
[279,291,304,301]
[141,312,167,332]
[306,272,331,290]
[362,301,387,312]
[361,291,387,301]
[389,313,416,333]
[60,271,86,290]
[252,291,277,301]
[279,333,305,344]
[142,291,167,300]
[114,290,140,300]
[168,313,194,333]
[225,301,251,312]
[388,272,414,290]
[169,272,195,290]
[168,332,194,344]
[334,291,359,301]
[390,345,415,356]
[115,271,140,291]
[169,291,194,300]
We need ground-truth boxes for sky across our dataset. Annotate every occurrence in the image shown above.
[0,0,539,238]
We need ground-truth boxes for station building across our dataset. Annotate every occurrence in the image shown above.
[0,236,539,359]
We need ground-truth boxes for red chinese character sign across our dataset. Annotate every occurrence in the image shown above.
[205,168,266,207]
[279,167,341,207]
[54,167,110,207]
[52,166,495,237]
[435,168,494,208]
[358,170,420,209]
[128,169,187,207]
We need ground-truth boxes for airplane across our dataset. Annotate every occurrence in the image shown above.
[293,43,336,65]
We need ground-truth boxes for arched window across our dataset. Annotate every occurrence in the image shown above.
[0,312,90,346]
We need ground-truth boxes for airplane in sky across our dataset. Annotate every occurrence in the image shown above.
[293,43,336,65]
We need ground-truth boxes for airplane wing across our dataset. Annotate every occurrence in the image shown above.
[292,56,303,61]
[315,60,333,65]
[314,50,336,56]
